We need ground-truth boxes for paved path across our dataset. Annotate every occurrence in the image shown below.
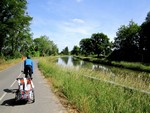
[0,60,67,113]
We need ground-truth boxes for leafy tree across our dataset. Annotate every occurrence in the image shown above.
[140,11,150,62]
[34,35,58,56]
[79,38,93,56]
[71,45,80,55]
[61,46,69,55]
[145,11,150,22]
[91,33,111,57]
[0,0,32,57]
[51,44,59,55]
[110,21,140,61]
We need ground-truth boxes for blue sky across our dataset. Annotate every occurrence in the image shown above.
[27,0,150,52]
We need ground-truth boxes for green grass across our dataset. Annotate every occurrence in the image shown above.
[111,61,150,72]
[75,56,150,73]
[39,56,150,113]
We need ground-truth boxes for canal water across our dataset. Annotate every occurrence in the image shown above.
[57,56,149,76]
[57,56,110,71]
[57,56,150,91]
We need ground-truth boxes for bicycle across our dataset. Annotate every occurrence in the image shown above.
[15,71,35,103]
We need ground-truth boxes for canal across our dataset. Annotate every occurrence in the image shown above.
[57,56,150,92]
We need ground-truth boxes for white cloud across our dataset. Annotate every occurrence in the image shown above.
[59,18,90,35]
[72,18,85,24]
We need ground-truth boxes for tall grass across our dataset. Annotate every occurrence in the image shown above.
[39,57,150,113]
[109,67,150,92]
[0,58,22,71]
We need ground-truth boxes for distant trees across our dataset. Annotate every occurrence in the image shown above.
[34,35,58,56]
[1,0,149,63]
[61,46,69,55]
[79,33,112,57]
[91,33,112,57]
[71,11,150,63]
[80,38,93,56]
[71,45,80,55]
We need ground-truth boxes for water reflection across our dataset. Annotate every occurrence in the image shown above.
[57,56,110,72]
[57,56,73,66]
[57,56,150,79]
[57,56,150,91]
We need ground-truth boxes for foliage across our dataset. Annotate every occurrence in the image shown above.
[61,46,69,55]
[91,33,112,57]
[0,0,32,57]
[139,12,150,62]
[145,11,150,22]
[71,45,80,55]
[109,21,141,61]
[32,51,40,57]
[79,38,93,56]
[34,35,58,56]
[76,11,150,63]
[0,1,58,59]
[79,33,112,57]
[108,12,150,63]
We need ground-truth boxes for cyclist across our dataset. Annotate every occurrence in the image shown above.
[24,56,34,79]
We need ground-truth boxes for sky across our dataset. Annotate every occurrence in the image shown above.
[27,0,150,52]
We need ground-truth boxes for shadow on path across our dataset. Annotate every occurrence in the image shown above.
[1,98,27,106]
[1,89,27,106]
[3,89,17,93]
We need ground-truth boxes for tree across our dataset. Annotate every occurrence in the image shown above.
[71,45,80,55]
[79,38,93,56]
[61,46,69,55]
[91,33,111,57]
[146,11,150,22]
[0,0,32,57]
[110,21,140,61]
[140,11,150,62]
[34,35,58,56]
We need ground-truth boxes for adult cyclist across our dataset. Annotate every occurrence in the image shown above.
[24,56,34,79]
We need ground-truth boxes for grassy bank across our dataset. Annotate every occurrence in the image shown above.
[0,58,22,71]
[75,56,150,73]
[39,57,150,113]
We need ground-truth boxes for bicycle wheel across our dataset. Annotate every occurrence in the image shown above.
[29,89,35,103]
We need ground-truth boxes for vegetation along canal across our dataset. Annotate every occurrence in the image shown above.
[57,56,150,93]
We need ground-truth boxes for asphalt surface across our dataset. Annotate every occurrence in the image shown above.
[0,60,67,113]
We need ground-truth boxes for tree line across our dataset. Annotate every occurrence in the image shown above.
[1,0,150,63]
[0,0,58,59]
[71,11,150,63]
